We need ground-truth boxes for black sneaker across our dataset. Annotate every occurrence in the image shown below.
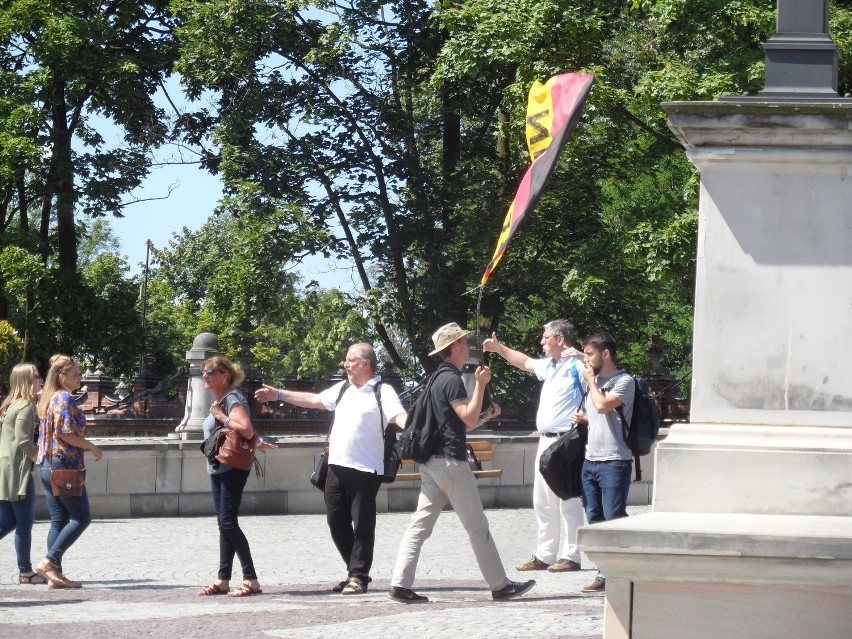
[389,586,429,603]
[492,579,536,601]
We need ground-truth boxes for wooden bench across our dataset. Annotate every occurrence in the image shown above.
[396,441,503,481]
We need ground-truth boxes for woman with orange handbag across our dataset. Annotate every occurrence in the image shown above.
[197,355,274,598]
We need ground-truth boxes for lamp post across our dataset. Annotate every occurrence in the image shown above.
[138,239,152,374]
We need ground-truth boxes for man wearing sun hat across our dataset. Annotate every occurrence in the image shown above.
[388,322,536,604]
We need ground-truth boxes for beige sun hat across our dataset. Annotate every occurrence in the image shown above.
[429,322,473,356]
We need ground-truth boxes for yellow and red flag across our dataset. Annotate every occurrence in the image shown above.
[481,72,594,286]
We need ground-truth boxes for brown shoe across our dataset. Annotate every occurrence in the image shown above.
[547,559,581,573]
[515,556,550,571]
[48,576,82,589]
[35,559,63,582]
[582,576,606,592]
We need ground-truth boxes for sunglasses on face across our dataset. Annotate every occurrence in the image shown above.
[201,368,222,377]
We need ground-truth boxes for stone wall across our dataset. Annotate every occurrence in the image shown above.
[32,432,657,519]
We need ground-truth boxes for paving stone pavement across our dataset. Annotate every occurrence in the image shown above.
[0,506,649,639]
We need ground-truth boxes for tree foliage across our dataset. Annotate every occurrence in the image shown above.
[148,210,368,379]
[1,0,850,410]
[0,0,178,363]
[162,1,787,385]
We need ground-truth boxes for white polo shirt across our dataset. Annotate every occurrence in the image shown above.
[530,356,584,434]
[319,376,405,474]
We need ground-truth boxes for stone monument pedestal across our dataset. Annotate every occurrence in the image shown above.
[578,102,852,639]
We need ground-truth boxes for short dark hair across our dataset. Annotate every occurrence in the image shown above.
[584,332,617,363]
[437,343,453,359]
[544,320,575,347]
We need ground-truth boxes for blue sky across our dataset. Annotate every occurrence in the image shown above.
[97,74,357,291]
[106,133,357,292]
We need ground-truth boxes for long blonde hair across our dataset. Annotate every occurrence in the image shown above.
[0,362,39,418]
[36,354,80,419]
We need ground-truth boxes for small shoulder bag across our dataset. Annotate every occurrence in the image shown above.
[310,383,349,491]
[45,395,86,498]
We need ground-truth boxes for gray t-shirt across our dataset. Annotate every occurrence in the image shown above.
[584,371,634,462]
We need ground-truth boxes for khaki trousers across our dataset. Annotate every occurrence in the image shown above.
[391,456,509,591]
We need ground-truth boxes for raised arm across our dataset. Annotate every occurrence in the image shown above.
[481,332,535,373]
[254,382,325,410]
[452,365,492,430]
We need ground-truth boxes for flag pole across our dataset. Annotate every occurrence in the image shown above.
[475,284,484,365]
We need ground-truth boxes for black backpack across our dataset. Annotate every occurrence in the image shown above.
[614,376,661,481]
[398,369,453,463]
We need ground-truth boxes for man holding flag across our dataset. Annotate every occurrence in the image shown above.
[482,321,587,573]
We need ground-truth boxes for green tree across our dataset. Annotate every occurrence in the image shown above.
[0,0,178,352]
[0,319,24,391]
[172,0,526,373]
[148,210,368,378]
[169,0,852,419]
[78,251,142,375]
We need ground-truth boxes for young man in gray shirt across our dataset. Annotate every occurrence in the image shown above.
[571,332,635,592]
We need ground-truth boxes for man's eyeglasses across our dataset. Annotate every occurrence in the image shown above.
[201,368,221,377]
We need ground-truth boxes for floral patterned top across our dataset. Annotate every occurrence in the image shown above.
[36,391,86,467]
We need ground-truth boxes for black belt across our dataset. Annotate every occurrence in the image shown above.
[541,431,569,437]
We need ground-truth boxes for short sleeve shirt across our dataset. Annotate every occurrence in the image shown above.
[531,356,584,434]
[319,376,406,475]
[429,363,469,461]
[585,371,635,462]
[37,391,86,466]
[202,389,250,475]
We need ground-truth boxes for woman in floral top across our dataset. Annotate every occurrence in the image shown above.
[34,355,103,589]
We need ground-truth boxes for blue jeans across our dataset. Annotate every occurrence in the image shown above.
[38,462,92,567]
[0,474,37,573]
[211,468,256,581]
[581,459,632,524]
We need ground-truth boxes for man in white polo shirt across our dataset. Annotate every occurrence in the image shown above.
[255,343,406,595]
[482,320,587,573]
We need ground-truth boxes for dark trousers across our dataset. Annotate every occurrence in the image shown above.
[324,464,382,580]
[211,468,256,581]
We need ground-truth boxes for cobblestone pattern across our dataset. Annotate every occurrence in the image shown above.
[0,507,649,639]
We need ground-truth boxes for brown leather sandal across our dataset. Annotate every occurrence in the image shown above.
[19,572,48,585]
[48,575,82,589]
[35,559,63,582]
[198,582,229,596]
[228,581,262,597]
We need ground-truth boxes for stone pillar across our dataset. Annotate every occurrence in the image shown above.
[577,90,852,639]
[175,332,220,440]
[80,363,115,411]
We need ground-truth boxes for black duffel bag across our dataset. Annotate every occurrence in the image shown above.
[538,423,588,500]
